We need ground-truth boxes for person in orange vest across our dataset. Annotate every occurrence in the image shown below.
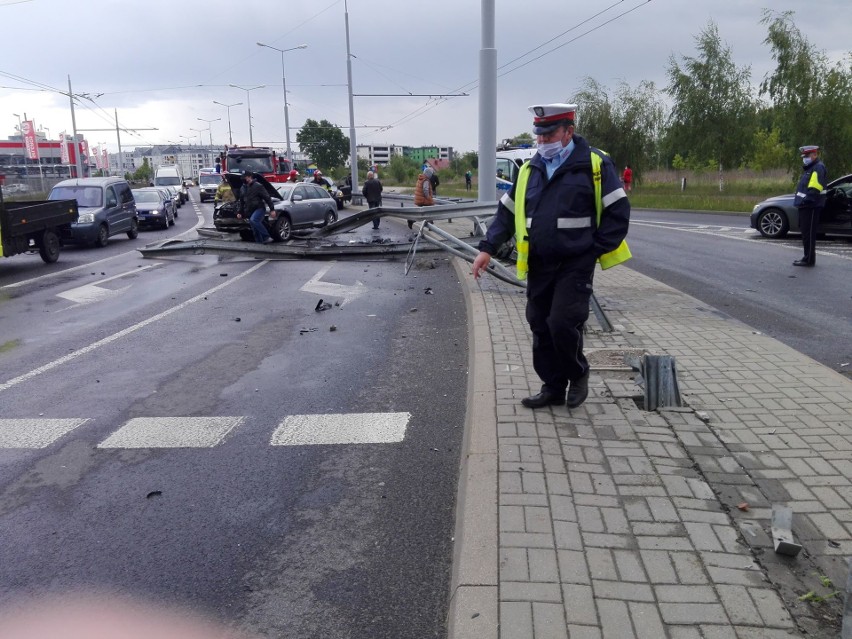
[409,166,435,228]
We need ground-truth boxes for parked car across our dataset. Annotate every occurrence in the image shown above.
[213,173,337,242]
[48,177,138,247]
[132,188,174,229]
[304,175,350,210]
[751,174,852,238]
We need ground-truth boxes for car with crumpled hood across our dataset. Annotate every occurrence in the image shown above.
[213,172,338,242]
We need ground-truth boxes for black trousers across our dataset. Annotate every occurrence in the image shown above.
[368,200,382,228]
[799,206,821,264]
[525,254,596,395]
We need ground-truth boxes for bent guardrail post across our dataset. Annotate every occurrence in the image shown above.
[770,504,802,556]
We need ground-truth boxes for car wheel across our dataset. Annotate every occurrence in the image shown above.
[271,214,293,241]
[324,210,338,227]
[94,223,109,247]
[161,216,170,230]
[127,217,139,239]
[173,207,178,219]
[239,229,255,242]
[39,230,61,263]
[169,212,175,226]
[757,208,790,239]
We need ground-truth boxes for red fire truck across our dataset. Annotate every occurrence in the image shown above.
[219,146,292,183]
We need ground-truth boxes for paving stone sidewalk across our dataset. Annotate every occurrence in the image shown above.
[447,260,850,639]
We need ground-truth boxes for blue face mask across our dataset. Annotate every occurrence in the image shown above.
[537,140,564,159]
[803,156,814,167]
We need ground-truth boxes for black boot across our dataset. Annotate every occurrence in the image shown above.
[566,373,589,409]
[521,390,565,409]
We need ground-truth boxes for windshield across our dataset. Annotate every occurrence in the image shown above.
[226,155,273,174]
[200,175,220,185]
[155,176,181,186]
[132,191,161,203]
[49,185,102,208]
[275,185,295,199]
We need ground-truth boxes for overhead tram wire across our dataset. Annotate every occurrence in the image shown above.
[361,0,652,137]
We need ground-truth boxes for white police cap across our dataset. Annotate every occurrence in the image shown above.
[529,103,577,134]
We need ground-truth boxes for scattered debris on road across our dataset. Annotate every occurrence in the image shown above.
[771,504,802,556]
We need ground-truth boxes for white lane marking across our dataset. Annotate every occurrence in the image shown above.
[98,416,244,448]
[0,261,269,393]
[271,412,411,445]
[3,196,206,292]
[0,418,89,448]
[629,221,852,262]
[300,262,366,307]
[2,251,137,290]
[57,264,158,306]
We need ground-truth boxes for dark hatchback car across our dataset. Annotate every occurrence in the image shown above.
[213,173,338,242]
[132,188,174,229]
[751,173,852,238]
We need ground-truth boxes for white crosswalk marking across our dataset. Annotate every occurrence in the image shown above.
[97,416,245,449]
[1,413,412,449]
[271,412,411,446]
[0,418,88,449]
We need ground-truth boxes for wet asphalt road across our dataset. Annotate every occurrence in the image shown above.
[0,191,467,638]
[627,209,852,372]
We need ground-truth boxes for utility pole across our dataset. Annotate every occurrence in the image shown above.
[68,75,83,178]
[344,0,358,194]
[478,0,497,202]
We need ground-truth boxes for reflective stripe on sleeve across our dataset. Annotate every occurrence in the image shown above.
[526,217,533,229]
[601,187,627,209]
[557,217,591,229]
[499,192,515,213]
[796,192,807,198]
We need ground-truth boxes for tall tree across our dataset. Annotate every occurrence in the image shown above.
[665,21,756,170]
[575,77,666,178]
[296,119,350,169]
[760,10,852,170]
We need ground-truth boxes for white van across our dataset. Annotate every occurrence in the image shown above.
[154,165,187,203]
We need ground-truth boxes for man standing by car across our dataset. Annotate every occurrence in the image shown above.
[471,103,631,410]
[793,145,827,267]
[362,170,383,229]
[239,172,274,244]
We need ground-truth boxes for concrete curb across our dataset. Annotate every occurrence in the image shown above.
[446,257,499,639]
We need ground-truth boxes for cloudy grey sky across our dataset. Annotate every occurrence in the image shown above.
[0,0,847,154]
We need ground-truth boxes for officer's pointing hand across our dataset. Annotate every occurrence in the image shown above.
[472,251,491,279]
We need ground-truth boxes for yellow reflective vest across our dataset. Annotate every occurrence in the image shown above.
[512,152,631,280]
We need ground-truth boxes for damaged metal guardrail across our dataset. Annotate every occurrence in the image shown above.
[138,199,617,323]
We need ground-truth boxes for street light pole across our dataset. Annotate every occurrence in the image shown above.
[190,127,204,146]
[229,84,265,147]
[213,101,241,146]
[197,117,220,146]
[256,42,307,163]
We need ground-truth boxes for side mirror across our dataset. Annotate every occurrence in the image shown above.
[292,194,303,201]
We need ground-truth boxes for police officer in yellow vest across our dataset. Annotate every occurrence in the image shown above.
[793,145,827,267]
[472,103,631,409]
